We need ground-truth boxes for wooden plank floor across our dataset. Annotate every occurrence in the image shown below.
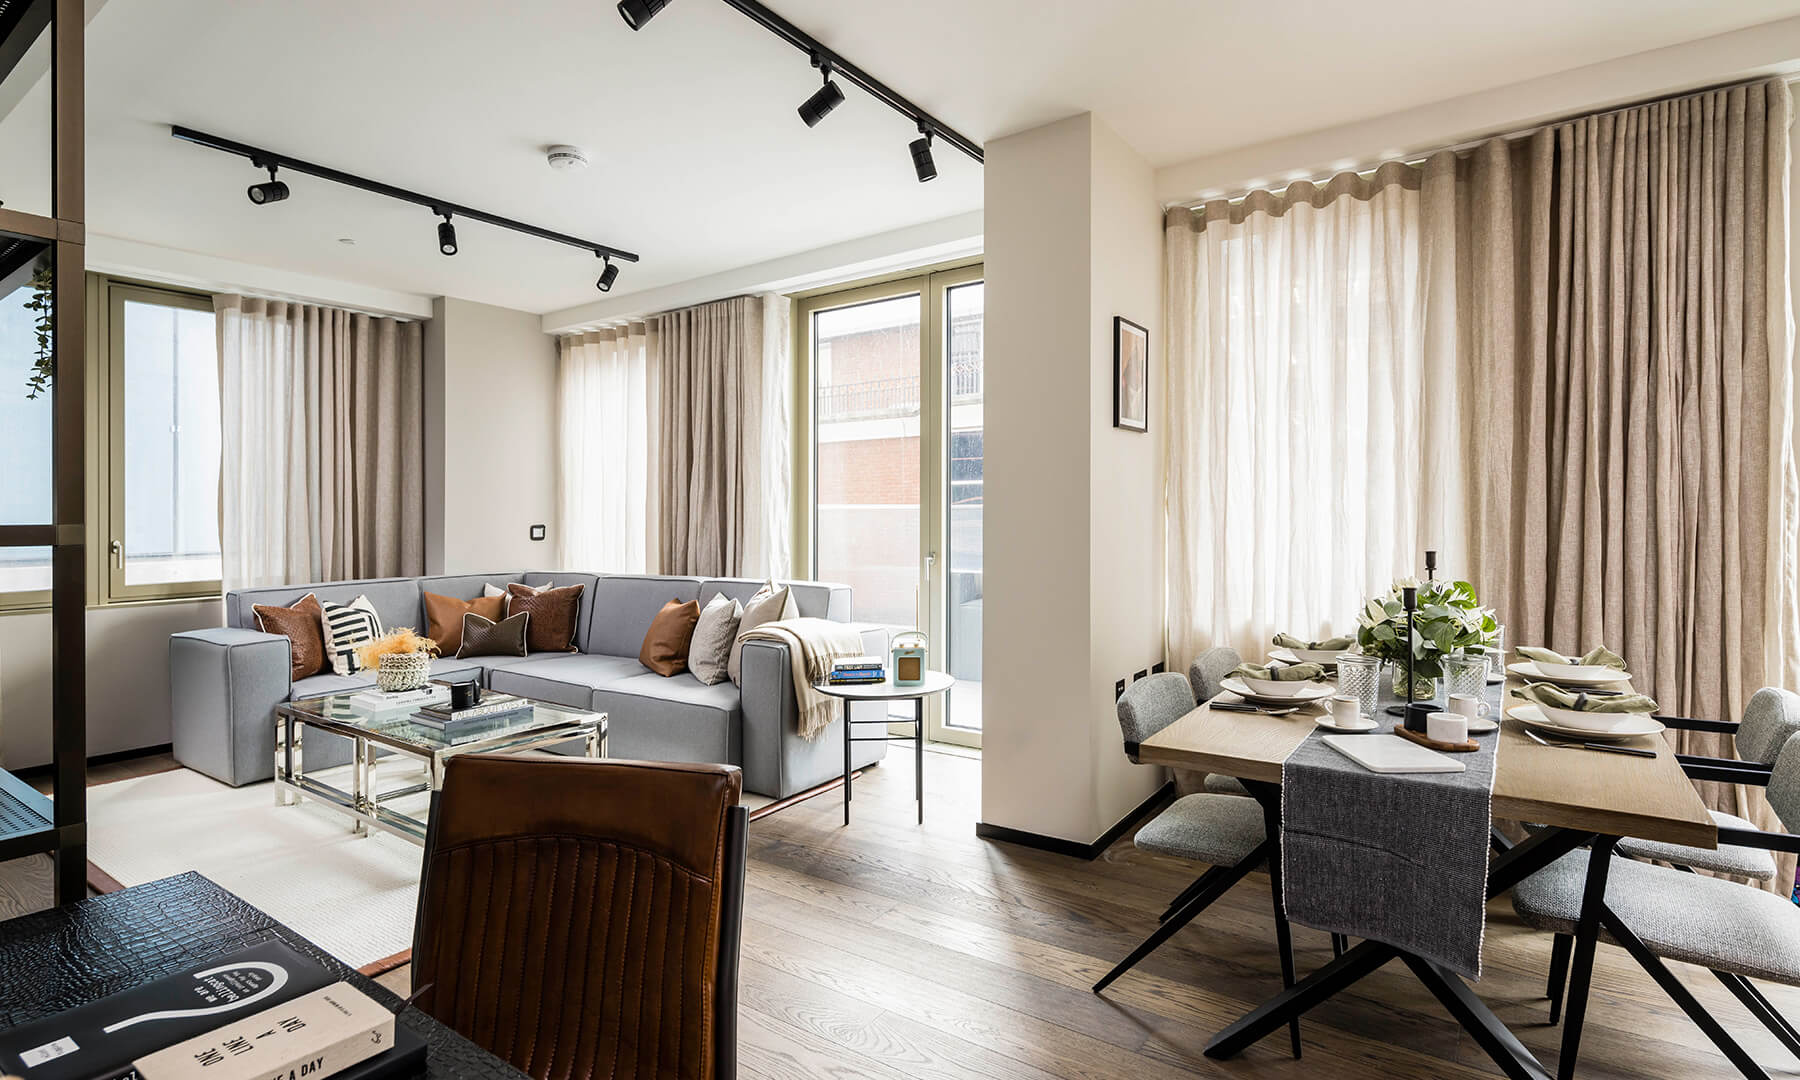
[20,748,1800,1077]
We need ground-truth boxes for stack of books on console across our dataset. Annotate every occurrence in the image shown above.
[411,692,530,733]
[0,942,426,1080]
[828,656,887,685]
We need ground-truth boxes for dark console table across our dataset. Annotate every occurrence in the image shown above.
[0,871,522,1080]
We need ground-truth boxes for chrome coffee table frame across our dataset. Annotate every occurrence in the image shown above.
[275,691,607,845]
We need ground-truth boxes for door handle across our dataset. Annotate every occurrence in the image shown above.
[110,539,123,569]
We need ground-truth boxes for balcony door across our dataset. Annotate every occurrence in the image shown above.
[798,262,984,747]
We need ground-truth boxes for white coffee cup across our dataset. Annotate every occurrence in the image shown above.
[1428,712,1469,743]
[1447,693,1491,721]
[1330,694,1363,727]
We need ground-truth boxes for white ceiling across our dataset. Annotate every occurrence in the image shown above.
[72,0,1800,314]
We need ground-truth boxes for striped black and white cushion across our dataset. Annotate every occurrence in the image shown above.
[320,595,384,677]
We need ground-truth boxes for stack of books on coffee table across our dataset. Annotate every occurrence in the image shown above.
[828,656,886,686]
[411,692,530,733]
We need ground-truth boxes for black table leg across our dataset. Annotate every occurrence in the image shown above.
[1556,837,1616,1080]
[843,702,852,826]
[1402,954,1551,1080]
[915,695,924,824]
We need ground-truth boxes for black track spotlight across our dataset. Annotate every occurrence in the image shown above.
[798,53,844,128]
[617,0,670,30]
[909,125,937,183]
[436,212,458,256]
[597,254,620,292]
[246,164,289,205]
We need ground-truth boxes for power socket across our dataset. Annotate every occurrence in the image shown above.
[1134,669,1149,682]
[1114,678,1127,701]
[1152,660,1166,674]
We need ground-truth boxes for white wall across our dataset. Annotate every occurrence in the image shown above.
[0,598,221,770]
[982,113,1166,845]
[424,296,559,573]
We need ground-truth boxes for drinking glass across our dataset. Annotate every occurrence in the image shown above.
[1444,653,1489,702]
[1336,655,1381,719]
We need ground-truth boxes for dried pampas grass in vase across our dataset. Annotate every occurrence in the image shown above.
[358,627,440,692]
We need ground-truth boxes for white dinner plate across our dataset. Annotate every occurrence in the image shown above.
[1314,715,1378,732]
[1220,677,1334,705]
[1506,703,1665,741]
[1506,660,1633,688]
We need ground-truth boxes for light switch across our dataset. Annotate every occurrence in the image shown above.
[529,524,547,542]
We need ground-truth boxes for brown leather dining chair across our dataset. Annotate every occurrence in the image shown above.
[412,754,749,1080]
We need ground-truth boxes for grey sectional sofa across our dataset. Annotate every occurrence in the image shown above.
[169,571,886,798]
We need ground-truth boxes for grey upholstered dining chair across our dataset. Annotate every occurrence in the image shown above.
[1611,686,1800,880]
[1534,686,1800,1027]
[1100,671,1301,1058]
[1187,646,1253,796]
[1513,730,1800,1079]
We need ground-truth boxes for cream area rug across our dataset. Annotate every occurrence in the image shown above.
[87,764,779,971]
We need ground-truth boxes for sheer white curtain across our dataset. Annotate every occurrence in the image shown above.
[1165,165,1463,666]
[557,326,651,572]
[215,295,424,588]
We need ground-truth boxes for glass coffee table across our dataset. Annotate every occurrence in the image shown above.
[274,689,607,845]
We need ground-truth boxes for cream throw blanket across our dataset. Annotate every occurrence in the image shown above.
[737,617,867,739]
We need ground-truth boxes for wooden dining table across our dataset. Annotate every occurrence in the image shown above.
[1137,676,1717,1080]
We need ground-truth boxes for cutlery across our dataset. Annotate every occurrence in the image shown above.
[1210,700,1300,716]
[1521,727,1656,758]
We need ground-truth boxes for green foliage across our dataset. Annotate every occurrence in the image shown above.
[23,261,52,400]
[1354,577,1498,679]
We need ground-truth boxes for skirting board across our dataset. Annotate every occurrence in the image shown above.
[975,780,1175,860]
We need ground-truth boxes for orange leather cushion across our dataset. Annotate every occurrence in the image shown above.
[639,598,702,676]
[424,591,505,656]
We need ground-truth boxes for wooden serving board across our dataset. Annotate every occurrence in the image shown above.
[1392,724,1479,753]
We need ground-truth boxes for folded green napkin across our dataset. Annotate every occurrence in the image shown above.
[1517,644,1627,670]
[1232,662,1327,682]
[1516,682,1657,714]
[1272,632,1353,652]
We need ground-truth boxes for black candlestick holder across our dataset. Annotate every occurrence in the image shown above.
[1386,584,1439,726]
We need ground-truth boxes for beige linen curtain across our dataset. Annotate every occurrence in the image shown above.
[1448,80,1796,888]
[650,294,790,578]
[215,295,425,588]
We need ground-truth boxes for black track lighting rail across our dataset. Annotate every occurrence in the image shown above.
[169,125,641,263]
[712,0,983,165]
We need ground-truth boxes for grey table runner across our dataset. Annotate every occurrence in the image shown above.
[1280,678,1502,979]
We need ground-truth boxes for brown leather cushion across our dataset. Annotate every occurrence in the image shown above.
[506,582,583,653]
[415,756,743,1080]
[639,598,702,677]
[253,593,326,681]
[424,591,506,656]
[456,612,530,659]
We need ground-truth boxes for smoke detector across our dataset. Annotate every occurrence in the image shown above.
[546,145,590,172]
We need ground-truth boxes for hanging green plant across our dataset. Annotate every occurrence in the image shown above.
[23,261,53,400]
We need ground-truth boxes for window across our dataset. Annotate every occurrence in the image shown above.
[105,283,221,601]
[0,241,54,608]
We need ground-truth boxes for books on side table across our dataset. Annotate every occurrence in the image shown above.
[0,942,426,1080]
[411,692,531,732]
[828,656,886,685]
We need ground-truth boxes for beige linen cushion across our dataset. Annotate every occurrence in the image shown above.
[728,580,797,686]
[689,593,742,686]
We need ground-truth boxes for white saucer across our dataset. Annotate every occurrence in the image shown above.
[1506,703,1665,741]
[1220,677,1334,705]
[1507,661,1632,688]
[1314,715,1378,732]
